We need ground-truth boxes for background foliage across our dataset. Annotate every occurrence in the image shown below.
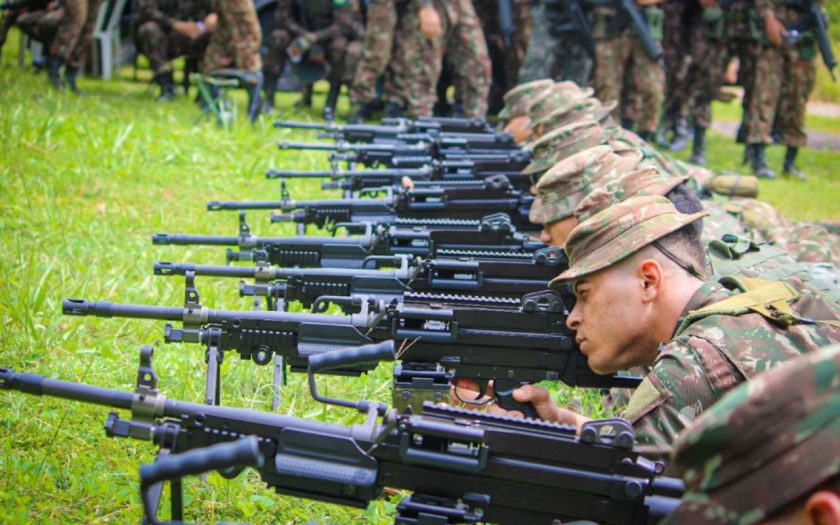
[0,29,839,524]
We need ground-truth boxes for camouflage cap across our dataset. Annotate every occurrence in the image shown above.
[575,166,689,222]
[551,195,708,284]
[498,79,554,120]
[528,94,590,132]
[662,344,840,525]
[530,145,617,225]
[525,84,595,124]
[523,119,605,176]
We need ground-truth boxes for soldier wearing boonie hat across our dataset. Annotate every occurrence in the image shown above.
[529,144,642,246]
[486,195,840,452]
[499,79,554,143]
[663,345,840,525]
[575,167,690,223]
[523,119,610,178]
[529,145,617,245]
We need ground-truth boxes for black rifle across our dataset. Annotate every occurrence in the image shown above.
[266,162,532,193]
[207,185,536,232]
[274,116,494,142]
[0,345,683,525]
[61,288,641,416]
[154,213,545,269]
[153,245,561,311]
[326,149,533,170]
[789,0,836,81]
[544,0,597,59]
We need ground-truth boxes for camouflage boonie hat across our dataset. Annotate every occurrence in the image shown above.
[575,166,689,222]
[662,345,840,525]
[498,79,554,120]
[523,119,607,176]
[551,195,709,284]
[529,145,617,225]
[525,83,594,124]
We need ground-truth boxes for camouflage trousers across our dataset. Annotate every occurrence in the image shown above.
[745,44,815,147]
[594,32,664,133]
[518,2,592,87]
[397,0,491,118]
[264,28,359,85]
[349,0,397,103]
[17,0,100,66]
[137,20,210,75]
[202,0,261,73]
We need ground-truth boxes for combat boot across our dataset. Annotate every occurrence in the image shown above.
[385,101,403,119]
[749,143,776,179]
[689,126,707,166]
[782,146,807,180]
[47,55,65,90]
[155,71,175,101]
[350,102,373,124]
[262,73,278,114]
[65,66,82,94]
[323,82,341,121]
[296,84,313,108]
[668,118,691,152]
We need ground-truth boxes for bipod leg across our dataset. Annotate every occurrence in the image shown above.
[204,343,223,406]
[141,448,184,525]
[272,355,286,411]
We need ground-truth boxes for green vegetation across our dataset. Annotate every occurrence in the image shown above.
[0,29,839,524]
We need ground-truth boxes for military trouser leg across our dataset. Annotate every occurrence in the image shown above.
[66,0,101,70]
[137,21,170,75]
[776,54,815,148]
[49,0,85,60]
[745,45,784,145]
[594,33,633,121]
[350,0,397,103]
[445,0,491,118]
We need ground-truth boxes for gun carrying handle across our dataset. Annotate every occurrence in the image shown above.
[139,437,262,525]
[493,379,539,419]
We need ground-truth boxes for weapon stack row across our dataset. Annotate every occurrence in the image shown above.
[2,116,682,524]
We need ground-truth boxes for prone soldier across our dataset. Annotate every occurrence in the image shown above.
[136,0,215,101]
[664,345,840,524]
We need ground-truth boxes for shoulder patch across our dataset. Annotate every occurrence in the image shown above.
[623,376,669,423]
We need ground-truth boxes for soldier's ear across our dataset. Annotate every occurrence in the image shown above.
[804,489,840,525]
[636,258,663,304]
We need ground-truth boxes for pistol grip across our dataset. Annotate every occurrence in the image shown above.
[494,379,538,419]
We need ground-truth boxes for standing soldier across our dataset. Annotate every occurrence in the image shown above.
[262,0,364,117]
[201,0,262,119]
[0,0,50,57]
[591,0,666,141]
[518,0,593,87]
[136,0,215,101]
[349,0,399,121]
[396,0,491,119]
[743,0,821,179]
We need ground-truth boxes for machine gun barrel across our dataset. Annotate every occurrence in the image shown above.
[152,233,241,246]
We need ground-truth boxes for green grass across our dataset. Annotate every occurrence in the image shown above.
[1,29,839,524]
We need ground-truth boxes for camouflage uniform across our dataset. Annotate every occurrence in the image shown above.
[0,0,51,53]
[263,0,363,93]
[396,0,491,118]
[349,0,398,104]
[745,0,815,148]
[552,195,840,448]
[590,1,666,135]
[663,345,840,524]
[518,0,593,87]
[202,0,262,73]
[136,0,213,76]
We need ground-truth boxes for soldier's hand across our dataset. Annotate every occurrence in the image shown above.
[419,4,442,40]
[173,20,203,40]
[763,12,787,47]
[204,13,218,33]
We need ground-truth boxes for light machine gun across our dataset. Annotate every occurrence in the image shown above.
[0,344,683,525]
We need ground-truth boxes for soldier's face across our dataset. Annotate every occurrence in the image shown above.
[504,115,532,144]
[565,263,659,374]
[539,217,578,247]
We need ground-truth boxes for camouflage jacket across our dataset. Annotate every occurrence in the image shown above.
[624,277,840,449]
[138,0,213,29]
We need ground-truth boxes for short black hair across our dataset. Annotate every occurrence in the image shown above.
[665,182,705,241]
